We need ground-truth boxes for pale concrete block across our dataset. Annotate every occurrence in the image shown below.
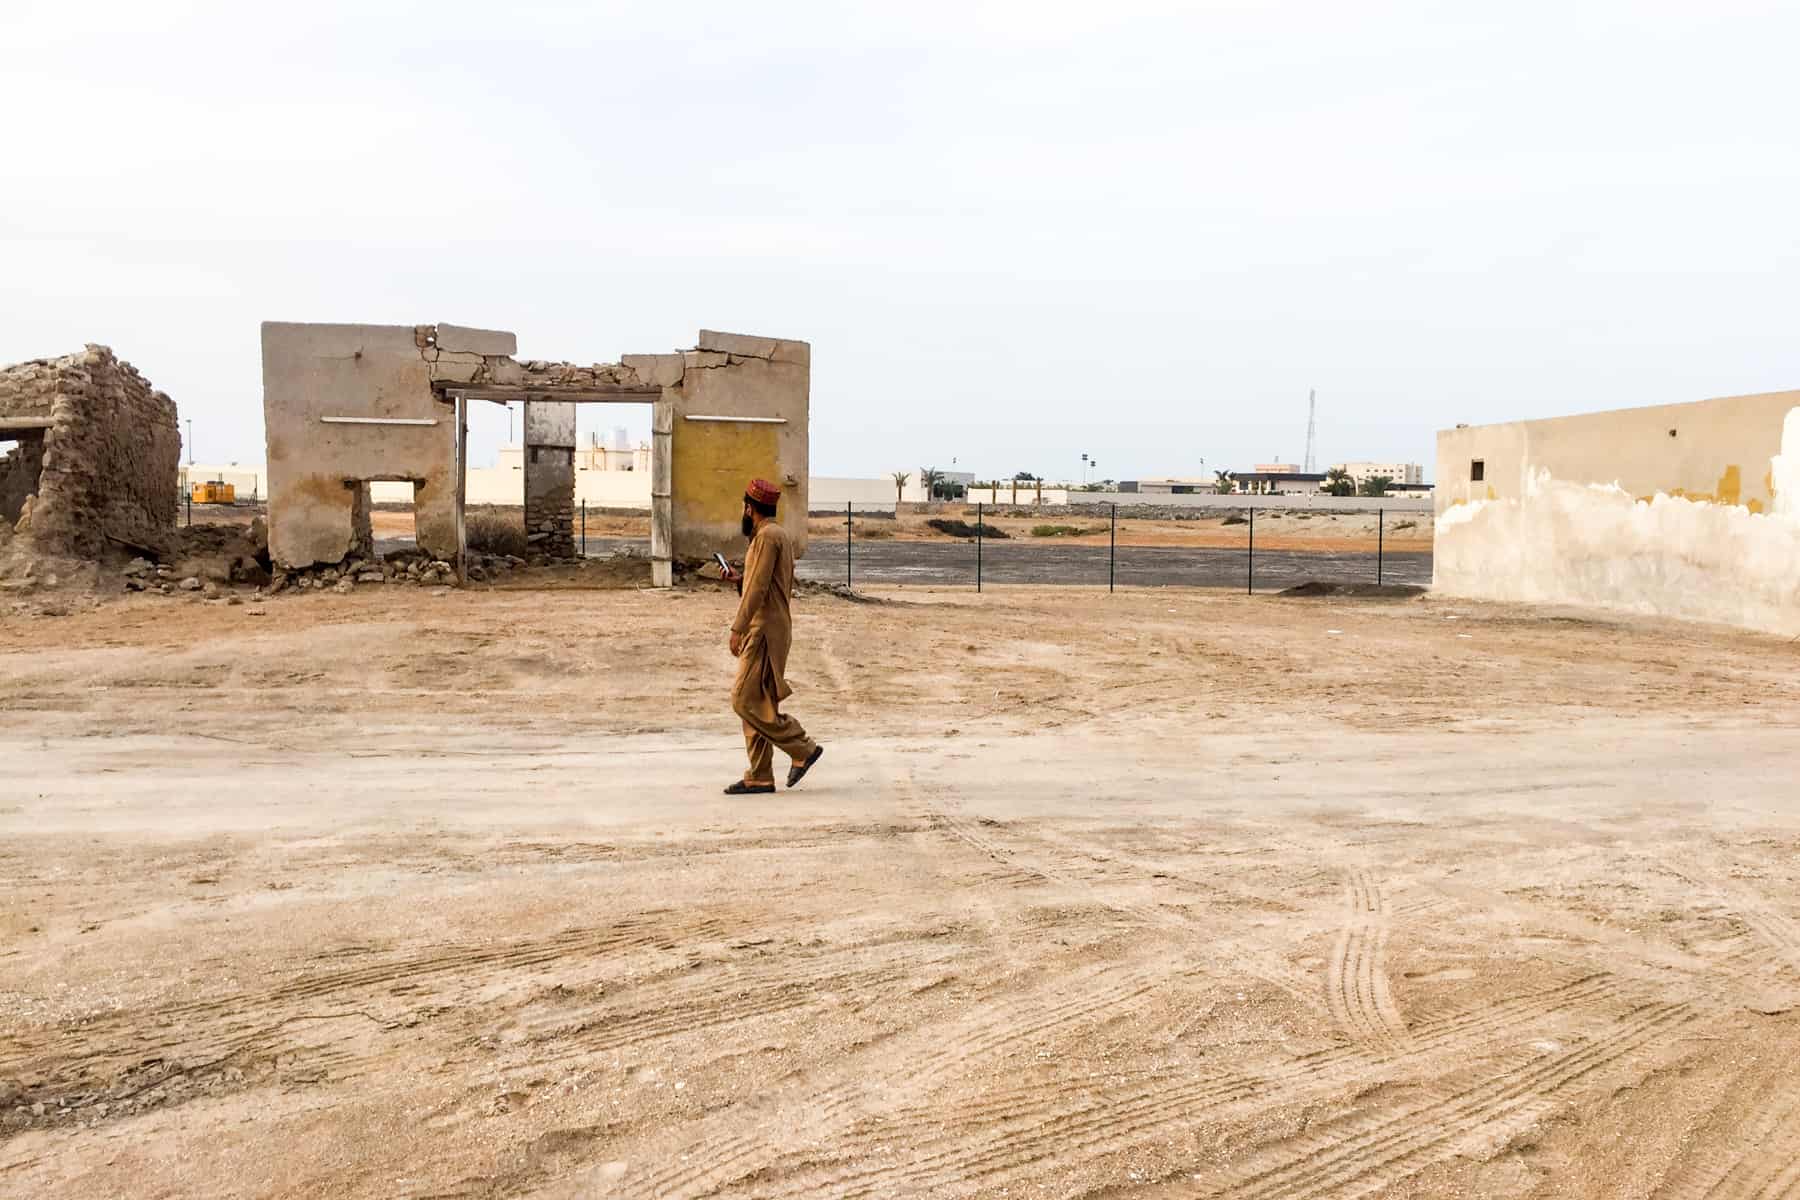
[487,357,525,386]
[435,324,517,356]
[683,350,729,369]
[523,400,576,447]
[697,330,809,366]
[428,352,487,384]
[622,354,685,388]
[767,340,809,366]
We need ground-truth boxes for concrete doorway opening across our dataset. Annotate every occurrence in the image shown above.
[1,428,48,530]
[357,478,430,561]
[462,397,658,564]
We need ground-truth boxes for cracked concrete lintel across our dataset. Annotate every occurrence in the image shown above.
[696,330,809,367]
[621,354,685,389]
[683,350,730,370]
[436,324,517,357]
[427,351,489,385]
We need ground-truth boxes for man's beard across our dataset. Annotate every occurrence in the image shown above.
[741,514,756,538]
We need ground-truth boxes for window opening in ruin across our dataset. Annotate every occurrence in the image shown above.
[1470,459,1485,482]
[348,478,425,566]
[1,431,48,528]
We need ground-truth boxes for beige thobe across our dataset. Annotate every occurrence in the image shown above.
[730,521,816,783]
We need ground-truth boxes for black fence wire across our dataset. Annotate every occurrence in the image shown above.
[802,501,1431,594]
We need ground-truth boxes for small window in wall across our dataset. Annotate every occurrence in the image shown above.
[1470,459,1485,483]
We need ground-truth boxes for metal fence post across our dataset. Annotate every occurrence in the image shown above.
[186,488,192,528]
[1246,505,1254,594]
[581,500,586,557]
[846,500,853,590]
[976,501,983,593]
[1377,508,1384,586]
[1109,503,1117,593]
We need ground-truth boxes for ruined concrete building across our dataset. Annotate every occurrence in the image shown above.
[260,323,809,586]
[1,346,180,558]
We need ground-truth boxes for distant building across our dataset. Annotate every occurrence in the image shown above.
[1122,477,1214,495]
[1232,470,1326,495]
[1335,460,1425,489]
[580,435,651,472]
[1254,462,1303,475]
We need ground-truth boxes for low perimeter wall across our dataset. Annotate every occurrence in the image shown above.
[1435,389,1800,636]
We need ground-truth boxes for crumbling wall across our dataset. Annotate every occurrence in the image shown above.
[264,322,810,585]
[0,345,180,556]
[1435,391,1800,636]
[262,323,502,569]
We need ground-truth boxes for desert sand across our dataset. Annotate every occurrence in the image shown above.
[3,583,1799,1198]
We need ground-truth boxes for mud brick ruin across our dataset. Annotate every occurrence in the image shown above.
[261,324,810,585]
[0,345,180,558]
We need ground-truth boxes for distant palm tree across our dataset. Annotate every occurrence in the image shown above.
[1214,469,1235,494]
[892,471,911,509]
[920,467,945,502]
[1324,466,1354,497]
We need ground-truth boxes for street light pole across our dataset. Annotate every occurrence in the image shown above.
[185,419,193,467]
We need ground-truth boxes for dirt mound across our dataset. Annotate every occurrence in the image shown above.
[927,518,1009,539]
[797,580,883,603]
[1278,580,1426,599]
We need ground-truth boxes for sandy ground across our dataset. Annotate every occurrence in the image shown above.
[4,584,1800,1199]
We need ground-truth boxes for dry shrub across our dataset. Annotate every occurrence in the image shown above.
[467,512,529,557]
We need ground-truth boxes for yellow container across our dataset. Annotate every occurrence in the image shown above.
[190,481,237,504]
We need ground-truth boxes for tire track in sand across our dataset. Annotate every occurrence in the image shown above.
[591,747,1204,1200]
[1183,1001,1699,1200]
[739,972,1634,1199]
[1651,1056,1800,1200]
[1326,869,1408,1048]
[6,911,734,1120]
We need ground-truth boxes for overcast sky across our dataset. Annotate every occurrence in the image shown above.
[3,0,1797,482]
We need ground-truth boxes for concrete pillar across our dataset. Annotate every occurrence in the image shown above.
[414,474,460,562]
[523,400,577,559]
[349,482,374,559]
[651,397,673,588]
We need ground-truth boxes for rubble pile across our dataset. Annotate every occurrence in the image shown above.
[271,552,467,594]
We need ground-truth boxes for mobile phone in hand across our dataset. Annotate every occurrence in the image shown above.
[714,553,731,574]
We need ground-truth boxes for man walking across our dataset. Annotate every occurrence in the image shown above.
[723,478,824,795]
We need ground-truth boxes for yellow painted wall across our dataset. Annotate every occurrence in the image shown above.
[670,346,809,561]
[672,420,780,540]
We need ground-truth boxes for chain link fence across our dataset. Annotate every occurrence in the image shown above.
[799,500,1432,593]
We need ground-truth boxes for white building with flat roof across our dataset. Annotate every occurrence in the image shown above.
[1335,460,1424,488]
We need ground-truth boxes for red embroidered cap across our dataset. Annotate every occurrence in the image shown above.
[745,478,782,506]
